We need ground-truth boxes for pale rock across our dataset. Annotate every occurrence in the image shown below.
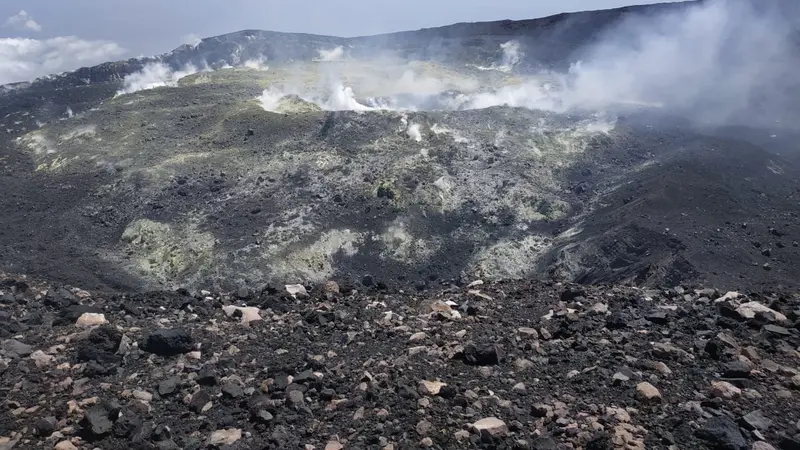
[222,305,262,324]
[716,291,740,302]
[711,381,742,399]
[132,390,153,402]
[472,417,508,437]
[30,350,54,368]
[517,327,539,339]
[743,346,760,361]
[208,428,242,446]
[514,358,534,371]
[418,380,447,396]
[454,430,471,441]
[416,420,433,436]
[653,362,673,376]
[75,313,106,328]
[539,327,552,340]
[791,374,800,389]
[55,441,79,450]
[325,441,344,450]
[409,332,426,342]
[285,284,308,297]
[606,407,631,423]
[635,382,662,403]
[736,302,788,323]
[589,303,609,315]
[323,280,340,294]
[752,442,777,450]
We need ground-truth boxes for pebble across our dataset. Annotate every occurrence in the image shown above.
[132,390,153,402]
[418,380,446,396]
[409,332,426,342]
[416,420,432,436]
[221,306,262,324]
[517,327,539,339]
[54,441,78,450]
[208,428,242,446]
[325,441,344,450]
[75,312,107,328]
[472,417,509,438]
[636,382,662,403]
[711,381,742,399]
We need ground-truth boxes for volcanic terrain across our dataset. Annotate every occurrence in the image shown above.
[1,0,800,449]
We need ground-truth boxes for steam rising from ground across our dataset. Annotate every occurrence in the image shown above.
[117,62,202,95]
[560,0,795,121]
[110,0,793,126]
[474,41,522,73]
[314,46,345,62]
[256,0,795,124]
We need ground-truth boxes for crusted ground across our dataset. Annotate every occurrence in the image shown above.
[2,64,798,292]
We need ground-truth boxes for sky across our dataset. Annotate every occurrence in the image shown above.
[0,0,675,85]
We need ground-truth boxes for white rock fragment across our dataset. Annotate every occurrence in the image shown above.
[208,428,242,446]
[635,382,662,403]
[221,306,262,324]
[285,284,308,297]
[735,302,788,323]
[409,332,426,342]
[715,291,740,303]
[30,350,54,368]
[75,313,107,328]
[132,390,153,402]
[711,381,742,399]
[517,327,539,339]
[418,380,447,396]
[471,417,508,438]
[325,441,344,450]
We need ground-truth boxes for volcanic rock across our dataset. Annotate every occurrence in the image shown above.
[140,328,194,356]
[461,343,503,366]
[1,339,32,358]
[695,416,748,450]
[75,312,107,328]
[208,428,242,446]
[472,417,509,438]
[635,382,662,403]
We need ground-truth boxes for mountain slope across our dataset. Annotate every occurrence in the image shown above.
[1,0,799,292]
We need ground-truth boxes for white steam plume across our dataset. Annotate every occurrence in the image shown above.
[558,0,796,121]
[314,46,345,62]
[242,56,269,71]
[253,0,793,123]
[117,62,203,95]
[474,40,523,72]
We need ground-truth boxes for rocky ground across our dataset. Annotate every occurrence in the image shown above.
[1,274,799,450]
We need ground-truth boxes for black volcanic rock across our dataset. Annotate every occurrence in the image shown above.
[696,416,748,450]
[140,329,195,356]
[461,343,503,366]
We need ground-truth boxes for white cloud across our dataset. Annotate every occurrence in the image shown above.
[4,10,42,32]
[0,37,127,85]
